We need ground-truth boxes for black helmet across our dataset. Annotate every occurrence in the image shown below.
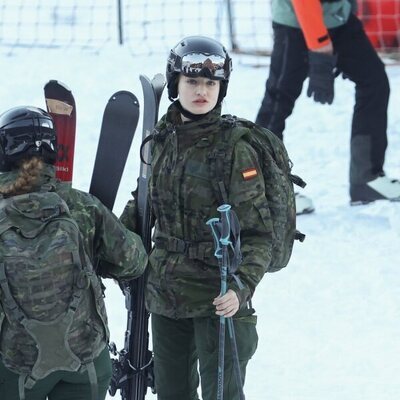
[0,106,57,172]
[166,36,232,102]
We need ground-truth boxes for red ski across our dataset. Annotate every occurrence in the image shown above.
[44,80,76,182]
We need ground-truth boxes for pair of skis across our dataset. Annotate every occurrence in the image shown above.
[43,80,141,209]
[44,75,165,400]
[107,74,165,400]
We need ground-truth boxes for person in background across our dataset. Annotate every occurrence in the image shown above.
[0,106,148,400]
[121,36,273,400]
[256,0,400,213]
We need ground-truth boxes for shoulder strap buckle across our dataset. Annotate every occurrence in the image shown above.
[220,114,237,129]
[39,183,56,193]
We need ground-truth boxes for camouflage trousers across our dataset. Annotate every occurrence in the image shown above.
[151,312,258,400]
[0,346,111,400]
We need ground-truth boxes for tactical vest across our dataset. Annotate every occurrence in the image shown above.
[0,189,107,400]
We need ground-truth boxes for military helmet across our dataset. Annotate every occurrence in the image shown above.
[166,35,232,102]
[0,106,57,172]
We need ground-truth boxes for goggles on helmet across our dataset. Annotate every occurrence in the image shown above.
[174,52,230,80]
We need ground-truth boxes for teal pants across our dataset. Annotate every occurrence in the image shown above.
[152,312,258,400]
[0,346,112,400]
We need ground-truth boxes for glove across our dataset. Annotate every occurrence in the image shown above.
[307,51,337,105]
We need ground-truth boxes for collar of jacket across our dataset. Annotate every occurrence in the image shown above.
[159,101,223,149]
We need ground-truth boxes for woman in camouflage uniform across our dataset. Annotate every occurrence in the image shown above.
[0,106,147,400]
[121,36,274,400]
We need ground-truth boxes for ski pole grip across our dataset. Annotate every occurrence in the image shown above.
[217,204,231,246]
[206,217,222,259]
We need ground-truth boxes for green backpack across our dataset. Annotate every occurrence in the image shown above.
[0,189,103,400]
[209,115,306,273]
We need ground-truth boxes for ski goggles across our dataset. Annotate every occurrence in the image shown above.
[177,52,231,80]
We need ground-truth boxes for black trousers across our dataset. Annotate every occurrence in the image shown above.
[256,14,390,185]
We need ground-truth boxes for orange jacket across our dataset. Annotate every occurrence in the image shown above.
[291,0,332,50]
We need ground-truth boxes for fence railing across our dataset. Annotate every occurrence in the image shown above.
[0,1,398,57]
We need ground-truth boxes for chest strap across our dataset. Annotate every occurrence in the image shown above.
[154,236,218,265]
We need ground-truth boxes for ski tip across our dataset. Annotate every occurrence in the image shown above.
[139,74,151,84]
[152,73,166,85]
[140,73,166,87]
[44,79,75,112]
[44,80,71,92]
[108,91,139,106]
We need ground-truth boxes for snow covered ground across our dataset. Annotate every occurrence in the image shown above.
[1,45,399,400]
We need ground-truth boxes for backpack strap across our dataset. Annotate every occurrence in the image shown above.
[18,374,27,400]
[295,230,306,242]
[208,143,229,205]
[140,134,155,165]
[0,263,27,324]
[208,115,247,206]
[140,124,175,165]
[289,174,306,189]
[86,361,99,400]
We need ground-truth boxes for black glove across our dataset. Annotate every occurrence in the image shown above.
[307,51,337,105]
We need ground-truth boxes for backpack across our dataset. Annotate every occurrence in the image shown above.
[209,115,306,273]
[0,189,103,400]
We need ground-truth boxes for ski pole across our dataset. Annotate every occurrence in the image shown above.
[207,205,245,400]
[226,317,245,400]
[206,217,225,400]
[217,204,245,400]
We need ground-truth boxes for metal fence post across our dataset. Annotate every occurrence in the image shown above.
[117,0,123,45]
[226,0,238,51]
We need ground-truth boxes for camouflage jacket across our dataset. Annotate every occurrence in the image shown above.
[0,164,147,366]
[121,102,273,319]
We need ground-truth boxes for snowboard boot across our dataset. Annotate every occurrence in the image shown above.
[350,173,400,204]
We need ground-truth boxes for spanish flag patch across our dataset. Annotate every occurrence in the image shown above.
[241,168,258,181]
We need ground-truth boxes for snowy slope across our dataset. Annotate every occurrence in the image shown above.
[1,46,399,400]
